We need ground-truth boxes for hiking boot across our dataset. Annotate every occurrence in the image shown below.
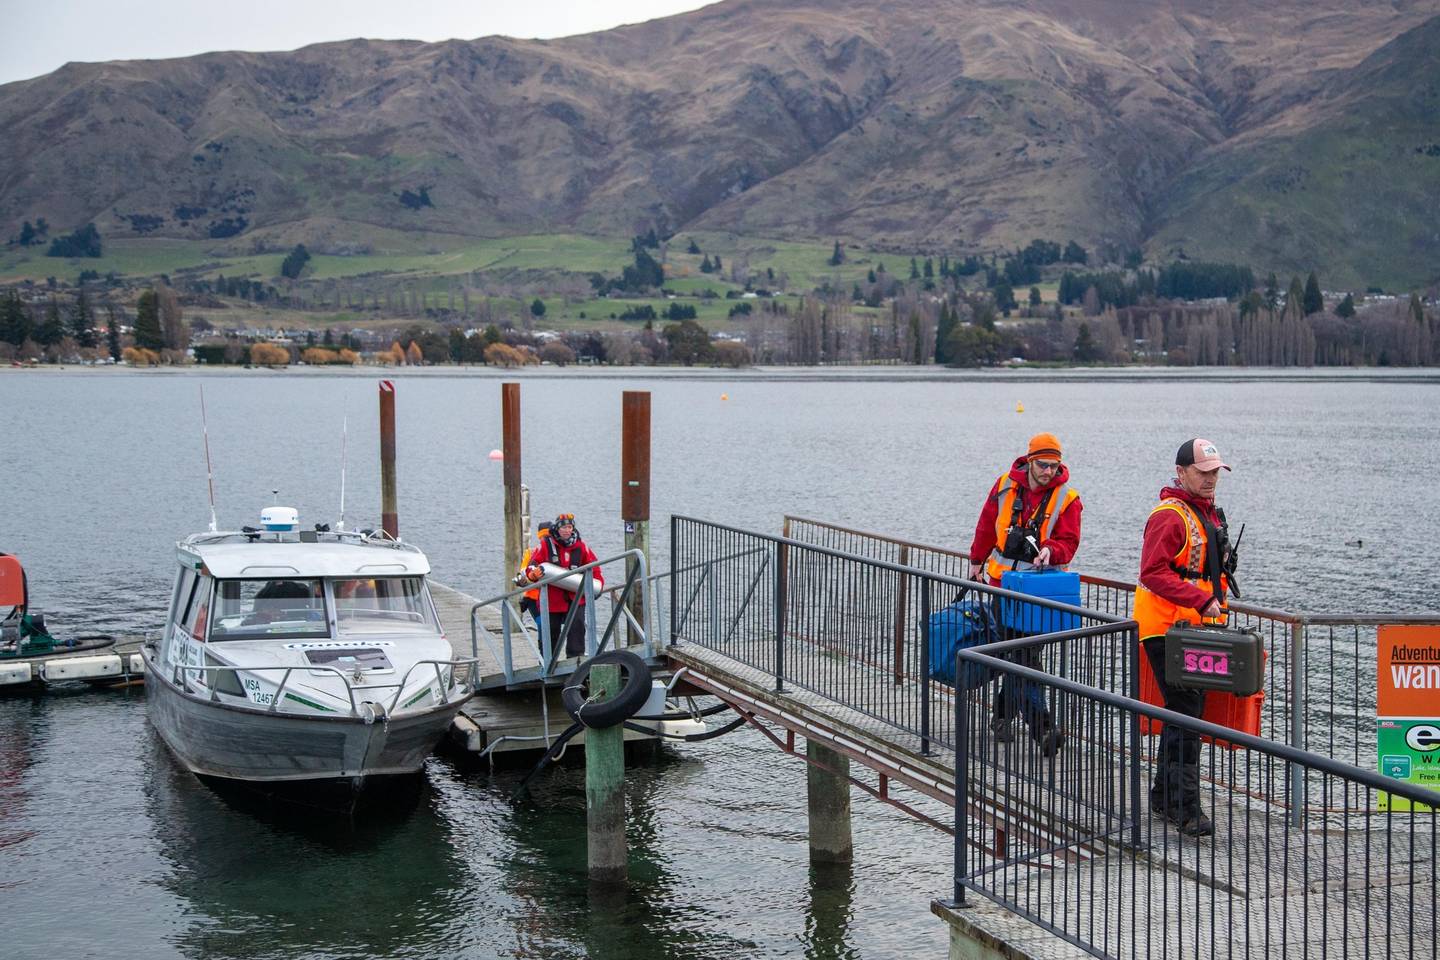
[1031,716,1065,758]
[990,716,1016,742]
[1156,805,1213,838]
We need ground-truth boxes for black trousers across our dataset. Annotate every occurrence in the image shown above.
[992,644,1051,728]
[548,608,588,658]
[1143,636,1208,812]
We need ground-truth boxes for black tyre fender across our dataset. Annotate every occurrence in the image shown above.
[562,650,652,728]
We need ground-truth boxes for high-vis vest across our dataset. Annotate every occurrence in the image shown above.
[984,473,1079,582]
[1132,499,1228,641]
[1134,498,1257,740]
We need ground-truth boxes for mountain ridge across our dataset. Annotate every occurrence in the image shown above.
[2,0,1437,287]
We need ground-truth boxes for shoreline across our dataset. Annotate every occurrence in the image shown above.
[4,363,1440,384]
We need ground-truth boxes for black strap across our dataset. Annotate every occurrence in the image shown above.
[1192,507,1227,606]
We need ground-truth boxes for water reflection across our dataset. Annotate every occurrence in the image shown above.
[145,729,467,960]
[0,694,41,871]
[469,744,764,960]
[804,861,859,960]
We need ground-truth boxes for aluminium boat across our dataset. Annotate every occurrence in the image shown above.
[143,507,478,791]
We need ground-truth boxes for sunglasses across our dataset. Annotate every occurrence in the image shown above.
[1032,460,1061,471]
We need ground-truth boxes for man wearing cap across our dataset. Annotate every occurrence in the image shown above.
[1133,438,1238,838]
[525,514,604,659]
[967,432,1083,754]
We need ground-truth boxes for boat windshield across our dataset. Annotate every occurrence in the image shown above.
[333,577,437,636]
[210,579,329,642]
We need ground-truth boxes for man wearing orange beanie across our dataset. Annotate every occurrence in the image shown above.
[967,432,1083,753]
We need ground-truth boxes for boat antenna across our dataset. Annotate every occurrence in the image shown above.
[199,385,219,532]
[338,402,350,532]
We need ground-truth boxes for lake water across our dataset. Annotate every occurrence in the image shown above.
[3,366,1439,959]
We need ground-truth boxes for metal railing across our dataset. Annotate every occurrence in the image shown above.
[672,516,1438,960]
[785,516,1440,809]
[954,630,1439,960]
[174,656,481,718]
[468,549,656,686]
[671,515,1126,752]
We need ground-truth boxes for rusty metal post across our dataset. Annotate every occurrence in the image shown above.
[621,391,651,646]
[502,383,523,596]
[379,379,398,538]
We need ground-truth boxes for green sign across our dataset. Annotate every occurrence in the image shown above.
[1377,719,1440,812]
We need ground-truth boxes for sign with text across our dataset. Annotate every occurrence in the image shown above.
[1376,625,1440,812]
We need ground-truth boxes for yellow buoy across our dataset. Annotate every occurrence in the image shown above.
[1016,402,1024,413]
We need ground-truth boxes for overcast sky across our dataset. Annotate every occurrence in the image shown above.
[0,1,716,85]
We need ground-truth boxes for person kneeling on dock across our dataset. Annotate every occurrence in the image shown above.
[1134,438,1240,839]
[967,432,1082,756]
[525,513,603,660]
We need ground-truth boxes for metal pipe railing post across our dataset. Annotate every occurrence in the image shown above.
[954,645,968,905]
[1289,618,1306,828]
[708,563,719,648]
[775,539,787,693]
[1128,622,1142,849]
[919,575,931,755]
[669,515,679,646]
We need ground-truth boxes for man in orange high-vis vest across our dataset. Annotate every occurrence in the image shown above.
[1134,438,1238,838]
[968,432,1083,755]
[516,523,551,625]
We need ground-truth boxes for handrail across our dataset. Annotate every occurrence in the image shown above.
[677,515,1129,624]
[961,633,1440,805]
[784,514,1440,623]
[468,548,654,685]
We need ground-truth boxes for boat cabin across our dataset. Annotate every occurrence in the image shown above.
[161,516,449,713]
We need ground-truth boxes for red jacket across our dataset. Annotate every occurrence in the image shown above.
[968,457,1083,583]
[1138,484,1222,611]
[533,536,603,613]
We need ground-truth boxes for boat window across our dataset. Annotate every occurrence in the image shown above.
[210,579,329,642]
[184,576,213,641]
[172,568,197,627]
[333,577,437,635]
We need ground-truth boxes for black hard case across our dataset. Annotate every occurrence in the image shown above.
[1163,621,1265,697]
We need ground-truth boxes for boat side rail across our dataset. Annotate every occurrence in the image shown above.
[468,549,654,685]
[174,656,481,718]
[784,515,1440,777]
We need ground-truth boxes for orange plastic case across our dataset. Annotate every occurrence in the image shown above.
[0,554,25,608]
[1139,653,1264,749]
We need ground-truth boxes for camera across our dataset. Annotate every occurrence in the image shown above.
[1002,526,1040,563]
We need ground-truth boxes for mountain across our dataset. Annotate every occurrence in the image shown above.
[2,0,1437,287]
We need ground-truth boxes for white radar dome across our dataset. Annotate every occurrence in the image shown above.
[260,506,300,531]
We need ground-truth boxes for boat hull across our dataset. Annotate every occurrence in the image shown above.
[143,649,467,785]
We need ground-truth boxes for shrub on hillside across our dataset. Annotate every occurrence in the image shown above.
[122,346,161,366]
[484,342,527,367]
[711,341,752,368]
[250,342,290,366]
[539,341,576,366]
[301,347,339,365]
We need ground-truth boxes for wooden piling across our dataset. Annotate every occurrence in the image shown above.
[379,379,398,538]
[806,739,854,863]
[621,391,650,644]
[586,662,628,884]
[502,382,523,595]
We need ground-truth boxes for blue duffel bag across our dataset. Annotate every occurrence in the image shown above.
[926,599,997,690]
